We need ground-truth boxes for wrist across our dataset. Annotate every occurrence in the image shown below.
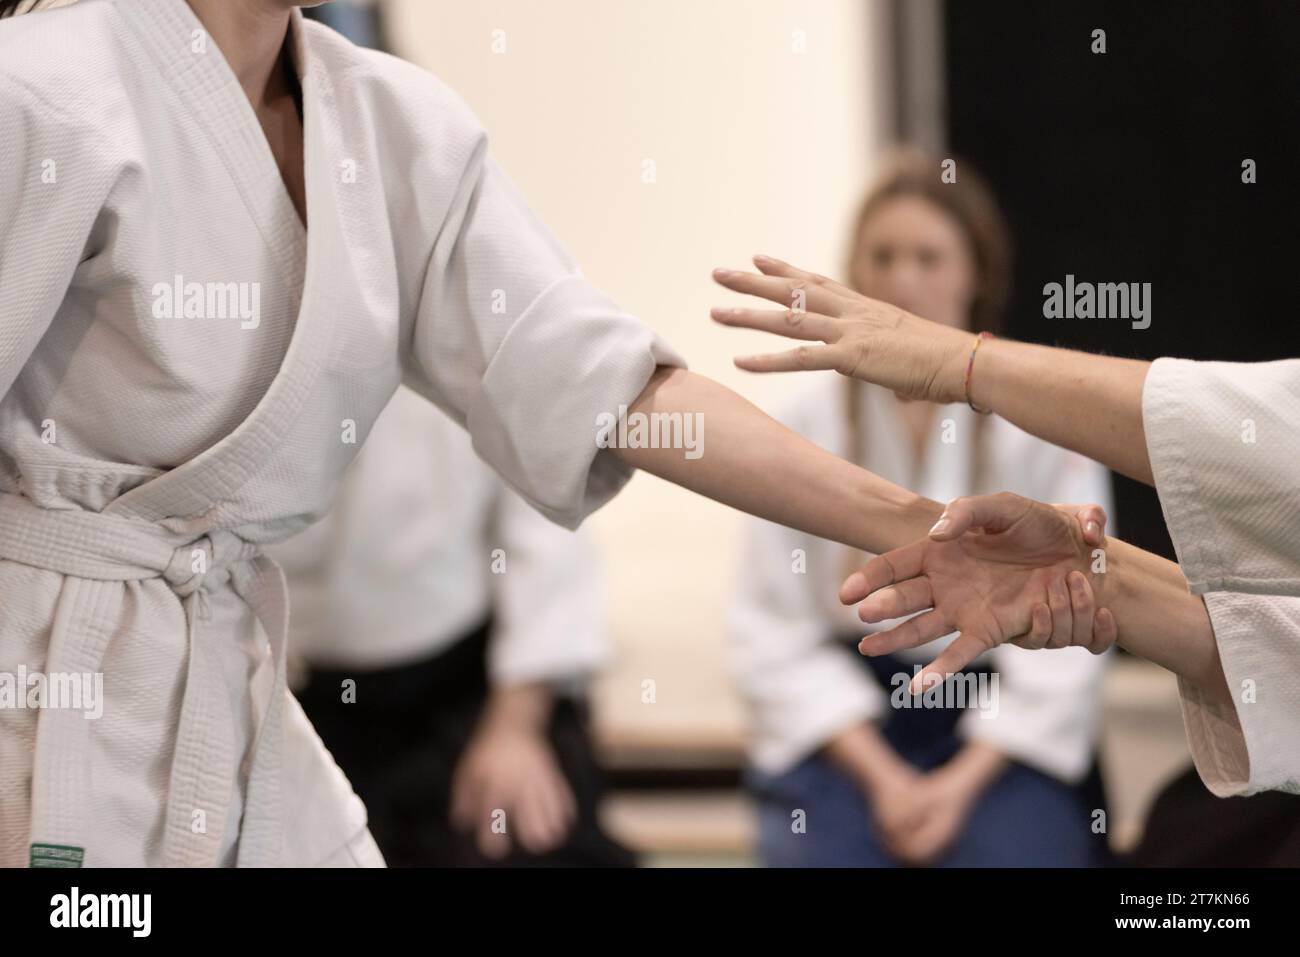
[483,682,553,735]
[895,490,947,544]
[845,467,943,551]
[856,747,919,799]
[937,742,1007,800]
[965,334,1004,414]
[1090,535,1129,616]
[826,722,917,798]
[1096,541,1223,689]
[936,326,977,404]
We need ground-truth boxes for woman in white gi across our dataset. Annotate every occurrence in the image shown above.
[732,154,1111,867]
[0,0,1105,867]
[713,252,1300,797]
[270,387,630,866]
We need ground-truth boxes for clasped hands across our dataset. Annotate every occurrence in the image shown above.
[848,492,1116,691]
[712,255,1119,683]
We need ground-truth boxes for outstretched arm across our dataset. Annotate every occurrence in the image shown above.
[712,256,1155,485]
[611,366,943,554]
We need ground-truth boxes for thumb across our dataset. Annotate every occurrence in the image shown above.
[1049,502,1109,547]
[928,492,1032,541]
[1074,503,1108,547]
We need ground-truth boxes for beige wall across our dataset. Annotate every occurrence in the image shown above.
[386,0,894,749]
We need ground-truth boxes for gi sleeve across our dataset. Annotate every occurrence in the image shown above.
[0,74,110,399]
[406,140,685,530]
[1178,593,1300,796]
[1143,357,1300,596]
[486,486,610,688]
[1144,358,1300,794]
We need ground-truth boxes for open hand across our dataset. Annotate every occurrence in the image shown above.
[711,254,972,402]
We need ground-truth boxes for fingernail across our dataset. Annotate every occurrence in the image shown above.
[754,254,774,265]
[928,517,950,536]
[1085,520,1100,540]
[713,268,733,278]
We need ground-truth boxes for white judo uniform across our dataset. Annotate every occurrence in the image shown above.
[0,0,681,866]
[1143,358,1300,796]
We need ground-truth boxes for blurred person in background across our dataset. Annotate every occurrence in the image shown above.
[270,387,633,867]
[730,150,1113,868]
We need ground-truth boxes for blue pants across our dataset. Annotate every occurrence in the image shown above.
[750,653,1102,867]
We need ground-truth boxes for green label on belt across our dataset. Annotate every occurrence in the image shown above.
[30,843,85,868]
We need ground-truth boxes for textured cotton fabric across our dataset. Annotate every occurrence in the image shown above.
[268,386,609,686]
[730,376,1112,783]
[0,0,681,866]
[1143,358,1300,795]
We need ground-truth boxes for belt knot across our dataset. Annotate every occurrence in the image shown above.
[164,530,259,598]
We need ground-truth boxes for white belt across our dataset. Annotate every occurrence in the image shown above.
[0,492,289,867]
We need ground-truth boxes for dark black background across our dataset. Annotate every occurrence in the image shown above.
[0,866,1286,941]
[946,0,1299,557]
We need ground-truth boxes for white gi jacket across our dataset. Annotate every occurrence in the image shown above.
[731,377,1111,783]
[1144,358,1300,795]
[268,386,609,685]
[0,0,681,866]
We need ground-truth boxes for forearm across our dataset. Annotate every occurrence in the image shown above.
[824,721,914,795]
[614,367,942,553]
[971,340,1154,485]
[1099,538,1229,703]
[940,740,1009,795]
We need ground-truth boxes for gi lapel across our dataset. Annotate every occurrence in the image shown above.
[79,0,336,867]
[110,0,329,525]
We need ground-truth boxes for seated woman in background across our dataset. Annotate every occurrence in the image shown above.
[730,151,1113,867]
[270,387,632,867]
